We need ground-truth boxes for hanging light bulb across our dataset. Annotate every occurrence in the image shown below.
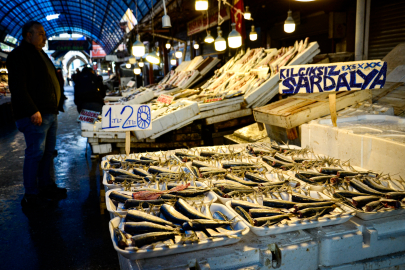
[204,30,214,43]
[157,50,160,57]
[146,48,160,64]
[244,6,251,20]
[171,53,177,65]
[166,40,171,49]
[249,25,257,41]
[284,10,295,33]
[175,43,183,58]
[228,23,242,48]
[126,63,131,69]
[215,26,226,51]
[193,41,199,50]
[132,34,146,57]
[138,59,144,67]
[133,63,141,75]
[195,0,208,11]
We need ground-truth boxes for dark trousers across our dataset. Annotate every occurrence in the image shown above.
[16,114,58,195]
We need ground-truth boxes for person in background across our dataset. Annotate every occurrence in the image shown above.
[74,67,105,113]
[6,21,67,208]
[71,68,80,85]
[56,68,67,100]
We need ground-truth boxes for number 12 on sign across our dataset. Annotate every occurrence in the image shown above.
[101,105,152,131]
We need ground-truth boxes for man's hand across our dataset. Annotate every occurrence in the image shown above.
[31,111,42,126]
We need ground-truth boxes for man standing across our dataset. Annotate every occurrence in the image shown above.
[6,21,67,208]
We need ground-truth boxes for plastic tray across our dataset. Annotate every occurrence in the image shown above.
[225,192,355,236]
[105,181,217,219]
[108,203,250,260]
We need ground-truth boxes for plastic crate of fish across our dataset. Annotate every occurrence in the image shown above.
[101,152,192,191]
[105,182,217,220]
[108,202,249,260]
[225,189,355,236]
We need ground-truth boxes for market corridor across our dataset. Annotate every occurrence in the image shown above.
[0,86,118,269]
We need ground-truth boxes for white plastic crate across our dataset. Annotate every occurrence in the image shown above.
[307,214,405,267]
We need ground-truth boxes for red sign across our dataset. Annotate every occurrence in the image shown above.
[204,97,224,103]
[157,94,174,105]
[91,41,106,58]
[187,7,230,36]
[77,109,100,124]
[231,0,246,41]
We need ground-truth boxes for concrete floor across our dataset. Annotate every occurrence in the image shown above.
[0,86,119,269]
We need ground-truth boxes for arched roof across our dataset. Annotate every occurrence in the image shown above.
[0,0,158,54]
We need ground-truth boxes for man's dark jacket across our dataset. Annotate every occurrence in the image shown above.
[6,40,63,120]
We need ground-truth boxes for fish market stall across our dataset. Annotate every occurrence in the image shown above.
[102,142,405,270]
[81,39,321,153]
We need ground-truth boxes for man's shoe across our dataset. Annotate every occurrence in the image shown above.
[21,194,53,208]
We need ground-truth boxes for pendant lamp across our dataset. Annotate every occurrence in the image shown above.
[126,63,131,69]
[138,59,144,67]
[175,43,183,58]
[215,26,226,51]
[195,0,208,11]
[166,40,171,49]
[204,30,214,43]
[228,23,242,48]
[162,0,171,28]
[132,34,145,57]
[249,25,257,41]
[284,10,295,33]
[171,53,177,65]
[194,41,199,50]
[133,63,141,75]
[244,6,251,20]
[146,48,160,64]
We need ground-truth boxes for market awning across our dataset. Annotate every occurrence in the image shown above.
[0,0,158,54]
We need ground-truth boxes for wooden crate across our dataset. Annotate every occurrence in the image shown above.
[253,89,372,129]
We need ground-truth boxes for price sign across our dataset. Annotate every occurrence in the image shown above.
[157,94,174,105]
[101,105,152,131]
[77,110,100,124]
[127,81,135,87]
[279,60,387,94]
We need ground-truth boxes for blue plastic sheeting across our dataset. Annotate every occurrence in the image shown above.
[0,0,158,54]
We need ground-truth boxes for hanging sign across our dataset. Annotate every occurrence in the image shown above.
[101,105,152,131]
[48,40,92,51]
[187,7,230,36]
[157,94,174,105]
[279,60,387,94]
[77,110,100,124]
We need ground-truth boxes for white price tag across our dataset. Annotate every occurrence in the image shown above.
[101,105,152,131]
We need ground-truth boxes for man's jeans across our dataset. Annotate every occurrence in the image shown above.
[16,114,58,195]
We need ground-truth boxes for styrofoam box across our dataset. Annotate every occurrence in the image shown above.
[108,203,249,260]
[92,143,112,154]
[124,90,154,105]
[134,100,199,140]
[301,115,405,179]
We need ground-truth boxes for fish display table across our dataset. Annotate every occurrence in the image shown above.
[102,143,405,269]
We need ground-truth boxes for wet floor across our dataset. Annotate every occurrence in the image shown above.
[0,86,119,270]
